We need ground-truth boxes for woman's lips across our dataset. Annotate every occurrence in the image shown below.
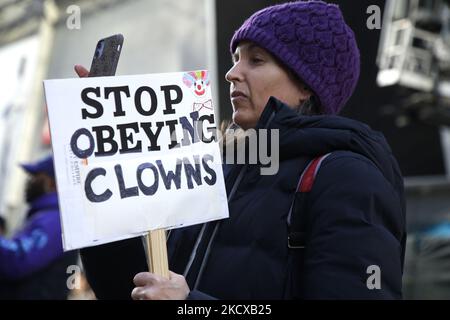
[231,91,248,102]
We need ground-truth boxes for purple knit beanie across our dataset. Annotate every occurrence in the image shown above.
[230,1,360,115]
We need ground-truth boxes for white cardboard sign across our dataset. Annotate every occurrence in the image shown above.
[44,71,229,251]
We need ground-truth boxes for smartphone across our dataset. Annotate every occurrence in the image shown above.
[88,34,124,77]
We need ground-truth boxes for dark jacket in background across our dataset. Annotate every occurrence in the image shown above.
[81,98,406,300]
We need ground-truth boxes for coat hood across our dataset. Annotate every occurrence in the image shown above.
[256,97,405,206]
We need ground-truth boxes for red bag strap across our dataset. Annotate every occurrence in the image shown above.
[297,153,332,193]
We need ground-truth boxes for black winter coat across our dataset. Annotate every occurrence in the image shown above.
[80,97,406,299]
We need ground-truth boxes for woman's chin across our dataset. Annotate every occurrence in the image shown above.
[232,112,244,128]
[232,111,255,130]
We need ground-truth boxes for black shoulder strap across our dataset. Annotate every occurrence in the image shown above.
[288,153,331,249]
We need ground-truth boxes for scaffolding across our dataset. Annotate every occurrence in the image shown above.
[377,0,449,91]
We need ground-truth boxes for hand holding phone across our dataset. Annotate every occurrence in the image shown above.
[74,64,89,78]
[74,34,124,78]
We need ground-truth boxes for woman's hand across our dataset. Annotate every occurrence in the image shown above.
[74,64,90,78]
[131,271,190,300]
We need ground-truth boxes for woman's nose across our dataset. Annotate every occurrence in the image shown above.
[225,63,243,83]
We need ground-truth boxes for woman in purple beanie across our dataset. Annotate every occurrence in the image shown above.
[80,1,406,300]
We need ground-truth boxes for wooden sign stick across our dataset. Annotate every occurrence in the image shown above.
[146,229,169,278]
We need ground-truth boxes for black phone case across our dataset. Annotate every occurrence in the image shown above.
[89,34,124,77]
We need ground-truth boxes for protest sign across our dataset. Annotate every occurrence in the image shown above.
[44,71,228,251]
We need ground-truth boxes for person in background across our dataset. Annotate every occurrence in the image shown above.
[0,155,78,299]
